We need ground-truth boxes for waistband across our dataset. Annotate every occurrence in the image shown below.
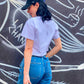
[32,55,46,58]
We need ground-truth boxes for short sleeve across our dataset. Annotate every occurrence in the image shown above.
[21,20,34,40]
[52,21,60,39]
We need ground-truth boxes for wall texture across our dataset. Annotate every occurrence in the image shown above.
[0,0,84,84]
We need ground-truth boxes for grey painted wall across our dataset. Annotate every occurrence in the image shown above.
[0,0,84,84]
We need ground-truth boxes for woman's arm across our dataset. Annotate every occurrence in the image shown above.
[46,38,62,58]
[24,39,34,75]
[23,39,34,84]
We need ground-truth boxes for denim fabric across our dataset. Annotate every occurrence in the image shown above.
[17,55,52,84]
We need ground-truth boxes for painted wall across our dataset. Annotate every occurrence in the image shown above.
[0,0,84,84]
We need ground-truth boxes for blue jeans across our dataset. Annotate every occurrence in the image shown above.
[17,55,52,84]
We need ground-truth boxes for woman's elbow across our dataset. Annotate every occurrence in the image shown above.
[24,48,33,54]
[59,44,62,50]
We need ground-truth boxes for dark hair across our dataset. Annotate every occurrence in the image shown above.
[32,1,52,22]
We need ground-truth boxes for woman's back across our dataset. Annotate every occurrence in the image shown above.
[21,16,60,56]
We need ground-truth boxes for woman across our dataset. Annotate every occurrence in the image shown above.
[17,0,62,84]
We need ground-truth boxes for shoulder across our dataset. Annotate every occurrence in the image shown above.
[45,19,58,25]
[26,17,40,25]
[26,18,34,25]
[28,16,40,22]
[51,20,59,30]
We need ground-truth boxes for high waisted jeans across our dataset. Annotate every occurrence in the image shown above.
[17,55,52,84]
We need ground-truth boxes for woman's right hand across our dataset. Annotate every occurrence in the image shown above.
[24,74,32,84]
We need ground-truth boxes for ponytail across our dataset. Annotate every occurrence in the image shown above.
[36,1,52,22]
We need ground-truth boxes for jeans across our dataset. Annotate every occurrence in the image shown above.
[17,55,52,84]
